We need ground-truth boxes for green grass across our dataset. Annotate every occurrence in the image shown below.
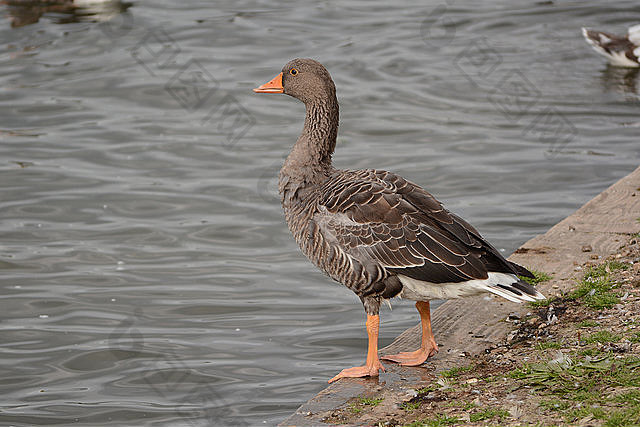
[630,332,640,343]
[401,401,421,411]
[510,353,640,426]
[569,261,628,309]
[604,410,640,427]
[507,364,532,379]
[536,340,562,350]
[349,405,362,414]
[513,354,640,393]
[529,296,558,308]
[539,398,571,411]
[567,405,607,422]
[469,408,509,422]
[614,389,640,406]
[578,347,606,357]
[349,396,383,414]
[440,365,474,378]
[416,384,438,395]
[586,261,629,278]
[359,397,383,406]
[520,269,552,286]
[461,402,477,411]
[401,414,460,427]
[519,268,553,309]
[567,406,640,427]
[577,320,600,328]
[584,330,621,344]
[423,414,460,427]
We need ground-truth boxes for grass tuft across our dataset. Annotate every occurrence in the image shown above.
[440,365,474,378]
[359,397,383,406]
[510,352,640,423]
[348,404,362,414]
[400,401,421,411]
[577,320,600,328]
[349,395,383,414]
[401,414,460,427]
[584,330,620,344]
[614,389,640,406]
[416,384,438,395]
[469,407,509,422]
[529,296,558,308]
[536,340,562,350]
[424,414,460,427]
[539,398,571,411]
[569,261,627,309]
[520,269,552,286]
[603,409,640,427]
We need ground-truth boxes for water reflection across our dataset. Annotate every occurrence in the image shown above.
[2,0,131,27]
[601,65,640,98]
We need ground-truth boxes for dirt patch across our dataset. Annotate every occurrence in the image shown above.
[324,236,640,427]
[513,246,553,255]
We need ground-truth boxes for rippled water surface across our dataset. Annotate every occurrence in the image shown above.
[1,0,639,425]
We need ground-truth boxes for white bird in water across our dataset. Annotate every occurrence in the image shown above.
[582,25,640,67]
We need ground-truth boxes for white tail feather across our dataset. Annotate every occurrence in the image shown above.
[483,284,541,303]
[482,285,526,303]
[398,272,545,303]
[628,24,640,45]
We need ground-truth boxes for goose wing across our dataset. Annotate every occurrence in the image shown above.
[316,169,530,285]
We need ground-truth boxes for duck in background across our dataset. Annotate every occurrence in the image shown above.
[582,25,640,67]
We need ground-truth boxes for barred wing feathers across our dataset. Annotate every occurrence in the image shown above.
[315,169,542,302]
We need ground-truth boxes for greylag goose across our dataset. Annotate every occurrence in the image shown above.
[253,59,544,383]
[582,25,640,67]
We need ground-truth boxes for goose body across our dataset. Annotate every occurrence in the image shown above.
[254,59,544,382]
[582,25,640,67]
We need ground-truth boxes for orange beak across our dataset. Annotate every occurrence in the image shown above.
[253,72,284,93]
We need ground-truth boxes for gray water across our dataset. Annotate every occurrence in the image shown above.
[1,1,639,425]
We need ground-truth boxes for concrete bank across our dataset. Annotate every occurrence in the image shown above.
[280,165,640,427]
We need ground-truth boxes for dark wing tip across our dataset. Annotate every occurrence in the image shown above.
[508,261,535,278]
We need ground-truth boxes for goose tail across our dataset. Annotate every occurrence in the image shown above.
[482,277,546,303]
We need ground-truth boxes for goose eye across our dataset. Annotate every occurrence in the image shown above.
[290,68,298,76]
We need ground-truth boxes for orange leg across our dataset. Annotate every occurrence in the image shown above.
[381,301,438,366]
[328,314,385,383]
